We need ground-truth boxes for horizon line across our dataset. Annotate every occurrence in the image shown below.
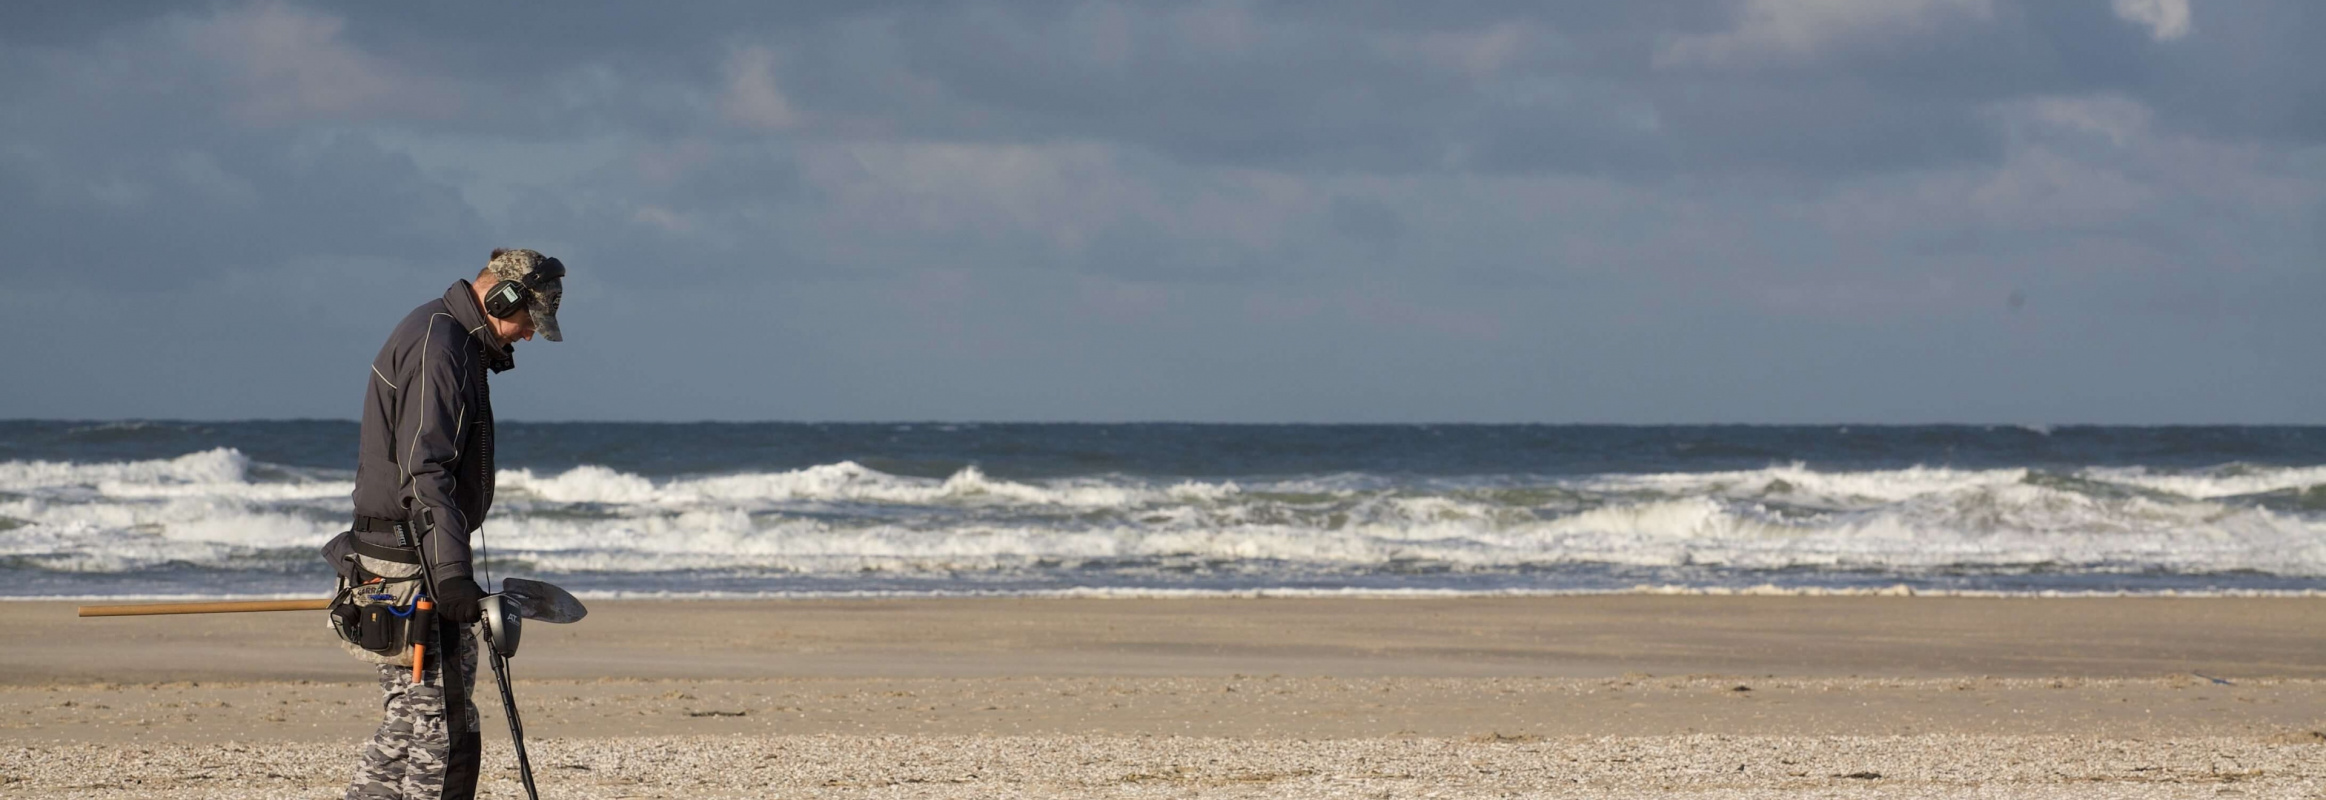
[7,418,2326,428]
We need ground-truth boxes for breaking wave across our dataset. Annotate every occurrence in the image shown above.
[3,448,2325,595]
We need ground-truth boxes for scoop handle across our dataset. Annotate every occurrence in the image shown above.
[410,597,436,683]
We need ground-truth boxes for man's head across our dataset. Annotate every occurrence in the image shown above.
[475,248,565,343]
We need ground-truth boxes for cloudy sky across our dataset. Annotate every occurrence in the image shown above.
[2,0,2318,423]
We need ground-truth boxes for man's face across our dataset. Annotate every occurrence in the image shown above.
[493,307,537,343]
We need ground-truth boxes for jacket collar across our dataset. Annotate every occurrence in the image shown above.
[445,280,517,373]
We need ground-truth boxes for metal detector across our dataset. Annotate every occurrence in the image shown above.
[478,577,588,800]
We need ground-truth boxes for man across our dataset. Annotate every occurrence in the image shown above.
[342,248,564,800]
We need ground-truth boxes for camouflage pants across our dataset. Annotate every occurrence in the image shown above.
[346,620,481,800]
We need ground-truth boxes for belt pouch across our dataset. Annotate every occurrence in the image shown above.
[326,534,427,666]
[359,605,395,653]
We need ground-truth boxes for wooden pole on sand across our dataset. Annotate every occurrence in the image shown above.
[77,599,332,617]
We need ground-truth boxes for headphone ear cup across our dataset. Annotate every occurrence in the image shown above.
[486,281,527,318]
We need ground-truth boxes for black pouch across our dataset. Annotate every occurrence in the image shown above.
[358,604,396,653]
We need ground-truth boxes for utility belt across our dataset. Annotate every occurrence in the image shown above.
[322,516,436,666]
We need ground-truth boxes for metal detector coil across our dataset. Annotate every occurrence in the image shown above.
[480,594,522,658]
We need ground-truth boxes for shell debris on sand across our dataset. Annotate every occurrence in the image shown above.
[5,734,2324,799]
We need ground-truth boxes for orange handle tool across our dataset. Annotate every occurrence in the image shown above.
[411,597,436,683]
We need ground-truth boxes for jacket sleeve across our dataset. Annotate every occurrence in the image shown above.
[398,326,475,583]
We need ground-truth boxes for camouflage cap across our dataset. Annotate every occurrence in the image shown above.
[485,248,565,342]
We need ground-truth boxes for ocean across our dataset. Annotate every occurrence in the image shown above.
[3,421,2322,599]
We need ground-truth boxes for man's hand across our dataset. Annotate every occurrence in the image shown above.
[433,576,487,624]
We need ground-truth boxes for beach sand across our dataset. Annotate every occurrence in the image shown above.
[5,596,2323,798]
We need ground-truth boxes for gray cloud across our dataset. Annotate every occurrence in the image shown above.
[2,0,2322,423]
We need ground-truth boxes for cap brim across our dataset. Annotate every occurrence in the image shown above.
[528,278,563,342]
[531,306,562,341]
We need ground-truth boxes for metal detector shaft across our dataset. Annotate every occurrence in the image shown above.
[483,628,540,800]
[79,599,331,617]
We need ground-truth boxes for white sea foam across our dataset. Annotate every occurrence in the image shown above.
[2081,464,2326,499]
[0,447,251,488]
[5,450,2326,582]
[1579,463,2031,505]
[498,461,1238,509]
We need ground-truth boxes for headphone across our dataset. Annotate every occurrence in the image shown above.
[483,256,566,319]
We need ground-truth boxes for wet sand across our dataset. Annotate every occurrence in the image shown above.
[5,596,2324,797]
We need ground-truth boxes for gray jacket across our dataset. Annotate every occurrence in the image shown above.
[348,280,514,583]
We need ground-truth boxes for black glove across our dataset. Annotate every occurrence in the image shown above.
[433,576,487,624]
